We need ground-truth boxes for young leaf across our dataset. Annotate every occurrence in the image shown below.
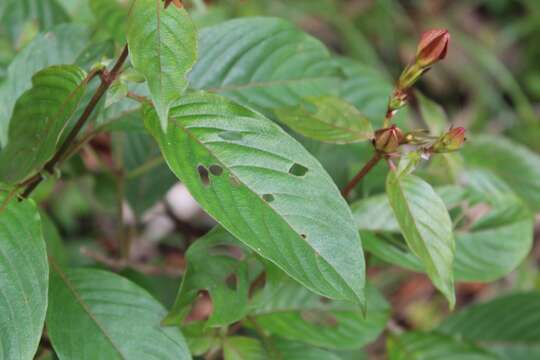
[275,96,374,144]
[0,194,48,360]
[47,267,190,359]
[0,65,88,184]
[386,172,455,307]
[387,332,498,360]
[190,17,340,111]
[163,227,251,327]
[144,92,366,306]
[126,0,197,130]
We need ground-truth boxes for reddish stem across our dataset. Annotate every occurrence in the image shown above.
[341,152,382,199]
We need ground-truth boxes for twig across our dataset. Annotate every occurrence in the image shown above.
[341,152,382,198]
[20,45,130,199]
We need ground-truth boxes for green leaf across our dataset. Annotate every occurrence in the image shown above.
[252,264,388,350]
[386,172,455,307]
[462,135,540,211]
[190,17,340,112]
[0,24,91,146]
[0,65,88,184]
[272,339,344,360]
[105,80,128,108]
[354,179,533,282]
[0,194,48,360]
[164,227,251,327]
[145,92,365,305]
[440,292,540,360]
[223,337,267,360]
[388,332,498,360]
[275,96,373,144]
[127,0,197,130]
[416,92,449,134]
[89,0,127,43]
[47,267,191,359]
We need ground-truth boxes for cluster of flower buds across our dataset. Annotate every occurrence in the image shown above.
[428,127,466,153]
[373,125,405,154]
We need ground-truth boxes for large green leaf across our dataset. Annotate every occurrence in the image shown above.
[252,265,388,350]
[164,227,251,327]
[0,194,48,360]
[462,135,540,211]
[387,332,498,360]
[439,292,540,359]
[0,24,91,146]
[275,96,373,144]
[386,172,455,307]
[145,92,366,305]
[47,267,191,359]
[127,0,197,129]
[0,65,87,184]
[190,17,340,112]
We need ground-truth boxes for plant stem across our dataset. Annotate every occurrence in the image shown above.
[20,45,129,199]
[341,152,382,199]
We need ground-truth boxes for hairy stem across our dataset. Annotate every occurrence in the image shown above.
[20,45,129,199]
[341,152,382,199]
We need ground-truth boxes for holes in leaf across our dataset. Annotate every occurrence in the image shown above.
[300,310,339,328]
[289,163,308,177]
[300,233,307,240]
[225,273,238,291]
[209,164,223,176]
[319,297,332,304]
[262,194,274,203]
[218,131,243,141]
[197,165,210,186]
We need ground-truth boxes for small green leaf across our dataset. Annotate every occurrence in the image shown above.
[0,65,88,184]
[416,92,448,134]
[163,227,251,327]
[145,92,366,306]
[386,172,455,307]
[47,267,191,359]
[127,0,198,130]
[105,80,128,108]
[275,96,373,144]
[223,337,267,360]
[0,194,48,360]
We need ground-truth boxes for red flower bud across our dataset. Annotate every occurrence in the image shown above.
[374,125,404,154]
[431,127,466,153]
[416,29,450,68]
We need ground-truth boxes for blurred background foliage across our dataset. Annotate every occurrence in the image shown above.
[2,0,540,358]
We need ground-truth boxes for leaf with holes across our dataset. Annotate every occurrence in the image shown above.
[144,92,366,306]
[250,266,389,350]
[275,96,373,144]
[439,292,540,359]
[0,194,48,360]
[387,332,498,360]
[47,267,190,359]
[190,17,340,112]
[163,227,251,327]
[386,172,455,307]
[126,0,197,130]
[0,65,87,184]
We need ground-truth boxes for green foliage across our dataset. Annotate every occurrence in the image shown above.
[145,92,366,305]
[0,1,538,359]
[0,194,48,360]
